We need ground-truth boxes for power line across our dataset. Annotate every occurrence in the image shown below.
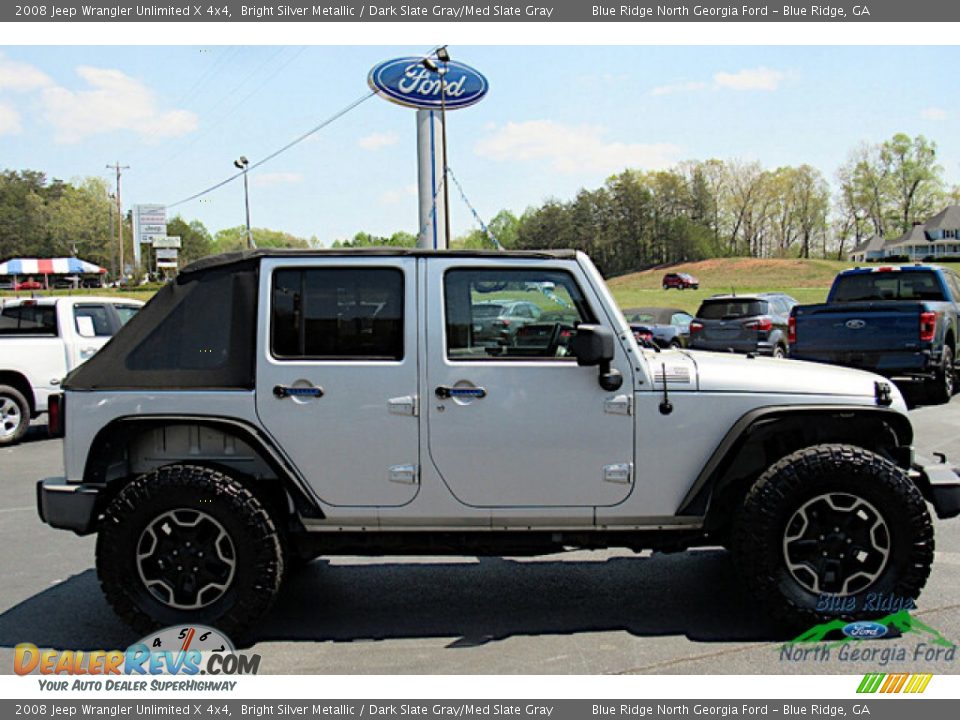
[167,46,446,210]
[167,90,375,209]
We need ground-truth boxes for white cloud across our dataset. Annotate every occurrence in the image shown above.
[921,107,948,121]
[380,184,417,205]
[252,172,303,188]
[651,81,708,96]
[713,66,784,91]
[0,104,21,135]
[358,131,399,151]
[475,121,681,175]
[0,54,52,91]
[40,65,197,143]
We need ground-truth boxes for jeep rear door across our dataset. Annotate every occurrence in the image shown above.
[255,257,419,507]
[425,258,635,508]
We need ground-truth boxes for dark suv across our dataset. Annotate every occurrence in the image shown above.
[689,293,797,357]
[662,272,699,290]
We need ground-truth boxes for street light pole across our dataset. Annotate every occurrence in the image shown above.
[234,156,254,249]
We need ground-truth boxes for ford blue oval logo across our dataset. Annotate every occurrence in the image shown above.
[368,57,489,110]
[842,621,889,639]
[845,319,867,330]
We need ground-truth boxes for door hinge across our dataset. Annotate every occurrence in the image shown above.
[388,395,418,416]
[604,394,632,415]
[389,464,419,484]
[603,463,633,484]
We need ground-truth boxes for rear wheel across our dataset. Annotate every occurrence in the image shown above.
[733,444,933,628]
[927,345,955,404]
[0,385,30,446]
[772,344,787,359]
[96,464,284,638]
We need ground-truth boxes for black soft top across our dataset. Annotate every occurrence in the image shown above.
[181,248,579,276]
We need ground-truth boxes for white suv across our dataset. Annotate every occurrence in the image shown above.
[36,250,960,636]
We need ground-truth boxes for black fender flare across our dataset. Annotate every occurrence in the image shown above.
[82,414,325,520]
[676,405,913,529]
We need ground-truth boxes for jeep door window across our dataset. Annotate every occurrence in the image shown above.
[444,269,593,360]
[272,268,404,360]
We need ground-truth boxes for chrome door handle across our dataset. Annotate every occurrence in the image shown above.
[435,386,487,400]
[273,385,324,399]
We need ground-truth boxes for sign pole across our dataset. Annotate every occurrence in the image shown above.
[416,109,447,249]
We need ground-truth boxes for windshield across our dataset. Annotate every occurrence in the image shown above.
[831,271,945,302]
[697,300,766,320]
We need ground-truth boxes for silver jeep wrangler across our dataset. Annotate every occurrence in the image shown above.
[37,249,960,636]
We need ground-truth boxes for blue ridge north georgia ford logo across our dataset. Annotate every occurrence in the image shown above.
[368,57,489,110]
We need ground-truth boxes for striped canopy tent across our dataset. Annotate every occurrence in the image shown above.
[0,257,107,276]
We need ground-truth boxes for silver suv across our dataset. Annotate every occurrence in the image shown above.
[36,249,960,637]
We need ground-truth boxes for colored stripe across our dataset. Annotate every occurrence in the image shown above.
[37,258,54,274]
[880,675,896,693]
[892,674,909,693]
[856,675,875,693]
[180,627,195,652]
[917,674,933,693]
[867,674,885,693]
[903,675,920,693]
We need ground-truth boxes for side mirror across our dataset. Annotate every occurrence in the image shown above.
[570,325,623,391]
[569,324,614,367]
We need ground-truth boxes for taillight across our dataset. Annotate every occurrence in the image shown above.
[920,311,937,342]
[689,321,704,333]
[48,393,64,438]
[788,316,797,344]
[744,317,773,332]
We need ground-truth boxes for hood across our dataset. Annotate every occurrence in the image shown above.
[642,348,903,405]
[687,350,892,398]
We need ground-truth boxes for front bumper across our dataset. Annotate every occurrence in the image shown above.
[36,478,100,535]
[913,461,960,519]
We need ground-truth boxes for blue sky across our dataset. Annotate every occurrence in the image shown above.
[1,45,959,245]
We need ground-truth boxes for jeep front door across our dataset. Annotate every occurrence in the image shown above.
[255,258,419,507]
[426,261,635,508]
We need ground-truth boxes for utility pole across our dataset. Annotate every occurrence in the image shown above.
[106,162,129,279]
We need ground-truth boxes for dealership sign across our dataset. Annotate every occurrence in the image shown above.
[368,57,488,110]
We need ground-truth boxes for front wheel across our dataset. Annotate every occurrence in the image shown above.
[733,444,933,628]
[96,464,285,638]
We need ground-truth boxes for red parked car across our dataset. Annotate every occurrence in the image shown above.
[14,278,43,291]
[662,272,699,290]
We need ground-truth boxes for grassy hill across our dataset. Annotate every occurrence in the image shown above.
[608,257,855,313]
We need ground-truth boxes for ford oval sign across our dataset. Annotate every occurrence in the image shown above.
[845,319,867,330]
[368,57,488,110]
[842,621,889,639]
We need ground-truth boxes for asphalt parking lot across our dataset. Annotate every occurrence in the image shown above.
[1,394,959,675]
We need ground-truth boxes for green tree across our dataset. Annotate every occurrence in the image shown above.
[213,225,312,252]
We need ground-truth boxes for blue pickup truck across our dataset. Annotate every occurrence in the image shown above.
[789,265,960,403]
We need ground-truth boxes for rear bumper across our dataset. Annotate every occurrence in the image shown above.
[913,461,960,519]
[36,477,99,535]
[690,339,774,355]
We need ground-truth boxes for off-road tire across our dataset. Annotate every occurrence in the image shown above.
[927,345,955,405]
[96,464,284,638]
[0,384,30,446]
[732,444,933,629]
